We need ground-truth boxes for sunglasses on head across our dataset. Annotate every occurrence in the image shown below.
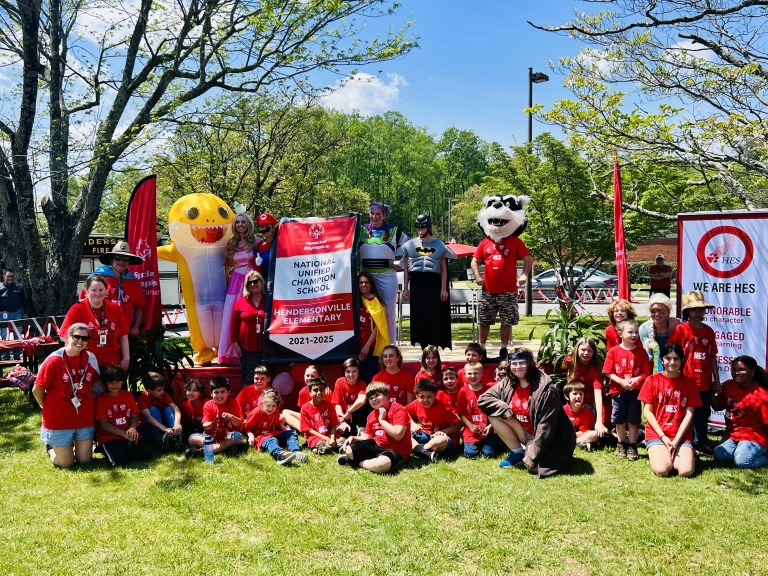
[247,279,262,286]
[71,334,90,341]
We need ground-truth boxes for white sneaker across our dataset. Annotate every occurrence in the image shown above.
[292,451,309,464]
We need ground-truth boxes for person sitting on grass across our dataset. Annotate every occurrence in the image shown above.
[638,343,699,478]
[137,371,183,452]
[95,366,153,466]
[283,365,330,431]
[333,358,370,437]
[436,367,461,413]
[300,378,339,455]
[236,365,273,417]
[245,389,307,465]
[405,378,461,463]
[456,362,497,458]
[180,379,206,442]
[563,381,598,452]
[187,377,244,457]
[337,382,412,473]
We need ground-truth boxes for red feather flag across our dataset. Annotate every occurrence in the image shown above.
[613,161,630,300]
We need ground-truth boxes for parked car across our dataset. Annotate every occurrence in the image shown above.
[528,266,618,301]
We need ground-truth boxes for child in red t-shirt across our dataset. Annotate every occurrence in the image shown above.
[186,376,245,457]
[639,343,700,477]
[181,378,206,440]
[668,290,720,455]
[562,381,597,452]
[563,337,611,436]
[95,366,153,466]
[415,345,443,388]
[602,319,651,461]
[405,378,461,462]
[457,343,494,386]
[456,362,496,458]
[333,358,370,436]
[244,389,305,465]
[372,345,415,406]
[300,378,340,455]
[436,367,462,414]
[137,371,183,452]
[338,382,412,473]
[283,364,331,431]
[604,300,637,351]
[236,365,273,418]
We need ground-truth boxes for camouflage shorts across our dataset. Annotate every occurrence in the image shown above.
[478,290,520,326]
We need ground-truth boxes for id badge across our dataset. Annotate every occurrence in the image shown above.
[2,311,7,320]
[99,331,107,346]
[71,396,81,412]
[256,322,261,334]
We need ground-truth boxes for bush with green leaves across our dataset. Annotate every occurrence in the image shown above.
[127,329,194,392]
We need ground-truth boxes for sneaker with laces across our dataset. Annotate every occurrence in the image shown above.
[626,443,638,461]
[161,432,175,452]
[578,442,592,452]
[424,449,438,463]
[292,451,309,463]
[617,442,627,458]
[277,451,296,466]
[499,450,525,469]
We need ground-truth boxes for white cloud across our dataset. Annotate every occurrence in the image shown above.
[322,73,407,115]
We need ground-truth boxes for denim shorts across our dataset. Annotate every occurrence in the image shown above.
[40,425,95,447]
[646,438,694,451]
[411,430,455,452]
[611,389,641,425]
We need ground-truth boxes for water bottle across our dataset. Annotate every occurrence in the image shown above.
[203,435,215,464]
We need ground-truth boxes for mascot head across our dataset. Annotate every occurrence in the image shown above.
[477,194,530,242]
[167,193,234,249]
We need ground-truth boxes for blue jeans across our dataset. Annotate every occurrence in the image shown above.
[261,429,301,458]
[713,438,768,469]
[464,435,496,458]
[1,308,23,360]
[139,406,175,445]
[412,430,455,452]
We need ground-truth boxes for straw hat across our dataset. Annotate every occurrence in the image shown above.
[681,290,714,311]
[99,241,143,265]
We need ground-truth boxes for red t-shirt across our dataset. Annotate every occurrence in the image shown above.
[668,322,718,391]
[244,408,282,449]
[300,400,340,448]
[602,345,652,396]
[59,299,129,366]
[372,369,415,406]
[359,303,373,348]
[414,369,442,388]
[605,325,621,350]
[720,380,768,447]
[457,368,493,387]
[364,401,412,459]
[474,236,530,294]
[436,388,461,414]
[36,349,99,430]
[202,397,243,442]
[405,399,460,446]
[562,357,602,406]
[564,403,596,435]
[455,384,491,443]
[236,385,271,418]
[509,384,533,435]
[79,275,146,329]
[638,372,702,443]
[181,399,206,427]
[137,390,174,412]
[297,385,333,408]
[230,296,266,352]
[332,377,367,412]
[95,390,140,445]
[649,264,673,290]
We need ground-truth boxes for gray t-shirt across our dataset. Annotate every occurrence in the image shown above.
[402,238,456,273]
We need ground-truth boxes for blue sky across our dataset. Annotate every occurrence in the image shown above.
[321,0,586,148]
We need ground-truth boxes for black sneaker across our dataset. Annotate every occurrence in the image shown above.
[161,432,175,452]
[426,449,439,463]
[337,454,350,466]
[184,447,202,459]
[277,451,296,466]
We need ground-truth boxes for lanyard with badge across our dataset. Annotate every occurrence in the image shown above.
[117,275,124,307]
[90,303,109,347]
[63,353,87,412]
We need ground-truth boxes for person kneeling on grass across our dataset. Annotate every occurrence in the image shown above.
[300,378,339,455]
[187,377,244,457]
[245,389,308,465]
[405,378,462,463]
[95,366,153,466]
[563,381,598,452]
[338,382,412,473]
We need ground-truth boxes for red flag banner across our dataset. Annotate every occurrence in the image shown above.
[263,214,361,362]
[613,162,630,300]
[125,175,163,332]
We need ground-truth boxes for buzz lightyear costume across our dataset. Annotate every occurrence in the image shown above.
[359,203,408,344]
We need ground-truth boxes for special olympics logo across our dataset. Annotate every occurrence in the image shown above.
[309,224,325,239]
[696,225,754,278]
[135,238,152,260]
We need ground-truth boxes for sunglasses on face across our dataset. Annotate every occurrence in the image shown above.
[71,334,90,341]
[113,256,130,262]
[247,279,262,286]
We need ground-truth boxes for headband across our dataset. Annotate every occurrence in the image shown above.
[369,202,390,217]
[508,350,534,363]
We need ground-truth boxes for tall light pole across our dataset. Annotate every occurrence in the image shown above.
[525,67,549,316]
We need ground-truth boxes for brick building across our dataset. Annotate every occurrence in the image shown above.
[627,237,678,263]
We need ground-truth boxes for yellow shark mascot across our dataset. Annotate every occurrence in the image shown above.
[158,194,234,364]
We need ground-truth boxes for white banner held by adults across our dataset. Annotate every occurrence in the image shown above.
[678,211,768,425]
[264,214,361,361]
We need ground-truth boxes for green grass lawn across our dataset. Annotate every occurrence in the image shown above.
[3,390,768,575]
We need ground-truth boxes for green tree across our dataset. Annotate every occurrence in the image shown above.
[0,0,415,314]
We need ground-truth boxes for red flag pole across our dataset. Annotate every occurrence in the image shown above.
[125,175,163,332]
[613,160,630,300]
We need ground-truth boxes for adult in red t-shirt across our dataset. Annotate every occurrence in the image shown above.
[471,232,532,359]
[33,324,101,468]
[712,356,768,469]
[229,270,266,383]
[61,275,130,371]
[648,254,673,298]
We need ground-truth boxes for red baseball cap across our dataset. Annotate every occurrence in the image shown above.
[257,213,277,226]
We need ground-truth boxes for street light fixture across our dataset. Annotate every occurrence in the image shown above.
[525,67,549,316]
